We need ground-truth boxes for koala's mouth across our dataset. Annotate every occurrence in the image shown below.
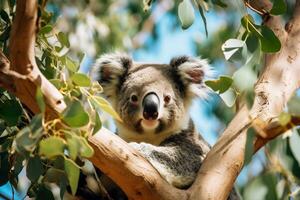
[141,119,159,130]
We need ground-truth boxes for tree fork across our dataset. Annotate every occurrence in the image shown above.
[1,0,300,200]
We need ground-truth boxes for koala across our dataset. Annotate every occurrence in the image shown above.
[92,52,212,188]
[91,53,239,199]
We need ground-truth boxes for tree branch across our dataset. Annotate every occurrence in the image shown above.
[88,128,188,200]
[8,0,66,115]
[190,0,300,199]
[2,0,300,200]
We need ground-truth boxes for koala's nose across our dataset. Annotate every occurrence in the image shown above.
[142,92,160,120]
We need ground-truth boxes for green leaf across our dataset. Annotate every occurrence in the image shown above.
[65,57,79,72]
[36,87,45,113]
[15,126,42,154]
[289,130,300,165]
[39,25,53,34]
[71,73,91,87]
[243,173,278,200]
[39,136,65,158]
[44,168,68,199]
[278,112,291,126]
[64,158,80,195]
[66,136,79,160]
[62,100,90,127]
[0,27,10,42]
[12,154,24,176]
[241,15,262,37]
[92,112,102,135]
[26,156,44,182]
[0,97,23,126]
[178,0,195,29]
[57,32,70,48]
[91,82,103,94]
[259,25,281,53]
[244,128,255,165]
[246,33,259,53]
[211,0,227,7]
[221,39,245,61]
[44,168,66,183]
[205,76,233,94]
[197,3,208,37]
[0,139,12,153]
[91,96,122,122]
[79,137,94,158]
[233,64,257,92]
[219,88,237,107]
[0,152,9,186]
[36,185,55,200]
[270,0,287,15]
[50,79,65,90]
[0,10,10,23]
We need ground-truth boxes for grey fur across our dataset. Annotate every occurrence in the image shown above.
[93,53,239,199]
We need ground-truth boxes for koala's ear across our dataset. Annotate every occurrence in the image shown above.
[170,56,213,98]
[92,53,132,97]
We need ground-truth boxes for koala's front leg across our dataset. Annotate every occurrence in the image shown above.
[129,142,198,189]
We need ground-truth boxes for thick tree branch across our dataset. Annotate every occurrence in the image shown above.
[8,0,66,114]
[2,0,300,200]
[191,0,300,199]
[88,128,188,200]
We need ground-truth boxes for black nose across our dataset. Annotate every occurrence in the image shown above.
[142,92,160,120]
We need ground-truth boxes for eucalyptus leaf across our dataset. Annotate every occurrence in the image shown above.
[259,25,281,53]
[221,39,245,61]
[39,25,53,34]
[178,0,195,29]
[66,136,79,160]
[57,32,70,48]
[205,76,233,94]
[0,10,10,23]
[36,87,45,113]
[65,57,79,72]
[36,185,55,200]
[211,0,227,7]
[278,112,291,126]
[26,156,44,182]
[39,136,65,158]
[0,97,22,126]
[219,88,237,107]
[62,100,89,127]
[71,73,91,87]
[243,173,278,200]
[289,130,300,165]
[0,152,9,186]
[64,158,80,195]
[91,96,122,122]
[197,3,208,37]
[79,137,94,158]
[270,0,287,15]
[92,112,102,135]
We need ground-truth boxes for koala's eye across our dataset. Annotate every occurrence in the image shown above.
[164,95,171,104]
[130,94,138,103]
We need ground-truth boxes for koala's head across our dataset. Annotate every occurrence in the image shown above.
[93,53,212,144]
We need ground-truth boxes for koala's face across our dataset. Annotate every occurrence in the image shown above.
[93,53,211,144]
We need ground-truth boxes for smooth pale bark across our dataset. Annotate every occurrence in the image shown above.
[1,0,300,199]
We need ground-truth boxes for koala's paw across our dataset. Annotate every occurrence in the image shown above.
[128,142,156,158]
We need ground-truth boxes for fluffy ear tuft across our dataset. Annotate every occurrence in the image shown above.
[92,52,132,97]
[170,56,213,98]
